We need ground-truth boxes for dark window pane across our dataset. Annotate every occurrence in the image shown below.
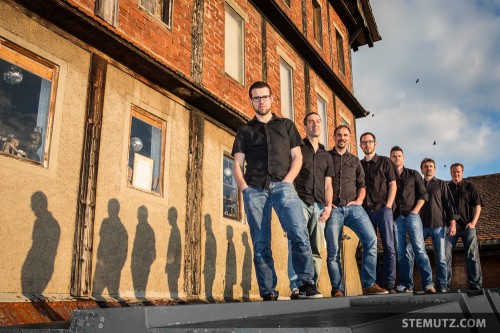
[223,155,240,220]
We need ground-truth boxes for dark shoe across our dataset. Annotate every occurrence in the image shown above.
[263,291,279,301]
[363,284,389,295]
[298,283,323,299]
[386,284,397,294]
[396,285,413,293]
[470,285,482,291]
[425,286,436,294]
[331,289,344,298]
[290,288,300,300]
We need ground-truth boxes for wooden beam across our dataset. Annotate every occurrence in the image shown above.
[71,53,107,297]
[191,0,204,84]
[183,111,205,296]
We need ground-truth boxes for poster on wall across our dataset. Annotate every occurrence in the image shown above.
[132,153,154,191]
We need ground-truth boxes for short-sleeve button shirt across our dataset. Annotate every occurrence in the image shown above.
[232,114,303,189]
[361,154,397,212]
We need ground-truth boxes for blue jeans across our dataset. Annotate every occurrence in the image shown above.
[325,205,378,291]
[446,228,482,289]
[366,208,396,286]
[243,182,314,296]
[288,201,324,290]
[394,213,434,289]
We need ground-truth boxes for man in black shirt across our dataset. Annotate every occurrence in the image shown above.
[390,146,435,294]
[446,163,483,290]
[325,125,388,297]
[360,132,397,292]
[414,158,458,292]
[232,81,320,300]
[287,112,333,299]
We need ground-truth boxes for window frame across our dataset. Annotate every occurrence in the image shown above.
[139,0,174,29]
[222,152,242,221]
[316,93,328,149]
[336,30,345,75]
[127,105,167,196]
[279,57,294,121]
[0,39,59,168]
[224,3,245,84]
[312,0,323,47]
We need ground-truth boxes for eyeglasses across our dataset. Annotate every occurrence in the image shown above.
[251,95,271,102]
[360,140,375,145]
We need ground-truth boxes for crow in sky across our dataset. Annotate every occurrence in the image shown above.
[416,78,420,84]
[433,141,436,145]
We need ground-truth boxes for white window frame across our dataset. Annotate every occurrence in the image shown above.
[279,57,294,120]
[316,93,328,149]
[224,2,245,84]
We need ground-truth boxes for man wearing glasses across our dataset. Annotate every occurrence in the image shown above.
[359,132,398,294]
[232,81,321,301]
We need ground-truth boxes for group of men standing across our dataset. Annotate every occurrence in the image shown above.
[232,81,483,301]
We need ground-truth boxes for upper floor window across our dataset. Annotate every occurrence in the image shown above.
[140,0,173,28]
[312,0,323,46]
[317,94,328,149]
[336,30,345,75]
[223,154,240,220]
[225,3,245,84]
[127,106,166,195]
[0,40,58,167]
[279,58,294,120]
[283,0,291,7]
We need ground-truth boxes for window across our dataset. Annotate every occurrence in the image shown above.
[225,4,244,84]
[139,0,173,28]
[0,40,58,167]
[127,106,166,195]
[223,154,240,220]
[283,0,291,7]
[336,30,345,75]
[317,94,328,149]
[312,0,323,46]
[161,0,173,27]
[279,58,294,120]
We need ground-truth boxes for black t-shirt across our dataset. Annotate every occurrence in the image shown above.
[232,114,303,189]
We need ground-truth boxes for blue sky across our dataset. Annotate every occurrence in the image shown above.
[352,0,500,180]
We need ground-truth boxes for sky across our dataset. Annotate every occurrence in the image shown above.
[352,0,500,180]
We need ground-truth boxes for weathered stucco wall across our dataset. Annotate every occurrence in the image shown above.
[0,2,90,295]
[91,64,190,300]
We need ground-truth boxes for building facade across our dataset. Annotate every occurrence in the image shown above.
[0,0,380,307]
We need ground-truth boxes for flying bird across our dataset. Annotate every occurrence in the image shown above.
[416,78,420,84]
[433,141,436,145]
[371,114,375,117]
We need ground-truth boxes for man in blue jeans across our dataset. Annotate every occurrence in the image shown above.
[325,125,388,297]
[446,163,483,290]
[360,132,397,293]
[415,158,458,292]
[286,112,333,299]
[390,146,435,294]
[232,81,320,301]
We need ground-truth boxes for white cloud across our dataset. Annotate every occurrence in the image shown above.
[353,0,500,177]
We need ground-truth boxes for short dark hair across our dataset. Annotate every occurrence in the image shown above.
[249,81,272,98]
[420,157,435,169]
[390,145,404,155]
[450,163,464,171]
[334,125,351,135]
[360,132,376,143]
[303,112,320,125]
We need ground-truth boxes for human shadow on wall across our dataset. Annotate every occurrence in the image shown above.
[92,199,128,301]
[241,231,252,301]
[131,205,156,301]
[166,207,181,299]
[21,191,61,298]
[203,214,217,301]
[224,225,236,302]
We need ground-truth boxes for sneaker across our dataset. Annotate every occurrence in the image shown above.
[386,283,397,294]
[438,287,448,293]
[362,284,389,295]
[331,289,344,298]
[396,285,413,293]
[469,285,482,291]
[262,291,279,301]
[290,288,300,300]
[425,286,436,294]
[298,283,323,299]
